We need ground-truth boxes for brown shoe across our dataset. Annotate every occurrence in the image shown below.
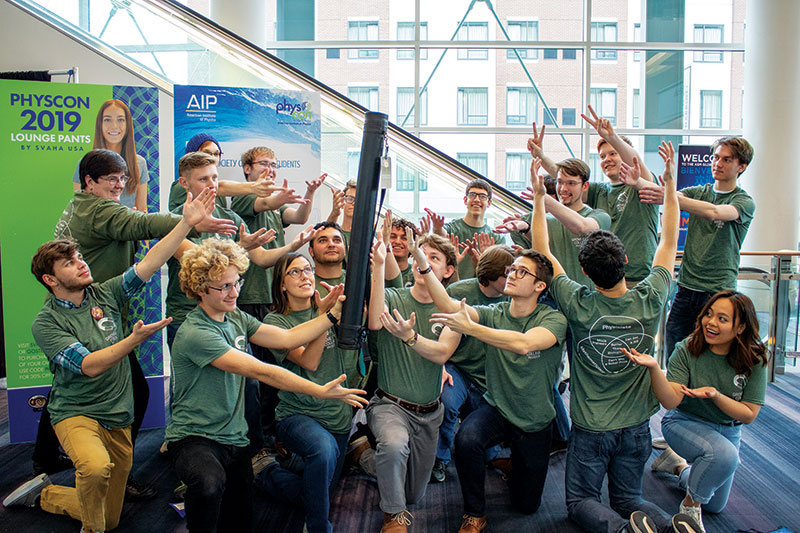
[381,510,412,533]
[458,514,487,533]
[488,457,512,480]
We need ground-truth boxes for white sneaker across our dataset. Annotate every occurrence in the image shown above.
[678,502,705,533]
[652,437,668,449]
[3,473,51,508]
[651,447,688,476]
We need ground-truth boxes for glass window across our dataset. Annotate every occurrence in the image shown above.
[506,87,537,125]
[505,153,532,191]
[457,22,488,60]
[347,150,360,180]
[590,88,617,126]
[543,49,558,59]
[700,90,722,128]
[562,48,576,60]
[397,22,428,60]
[591,21,618,60]
[348,21,378,60]
[396,159,427,191]
[348,86,378,110]
[633,23,642,62]
[397,87,428,126]
[589,153,603,183]
[507,21,538,60]
[542,107,558,126]
[694,24,723,63]
[457,88,488,125]
[632,89,640,128]
[457,153,488,176]
[562,107,576,126]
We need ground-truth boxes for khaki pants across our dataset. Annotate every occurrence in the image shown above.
[40,416,132,533]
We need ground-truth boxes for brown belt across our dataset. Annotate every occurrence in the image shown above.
[376,389,440,415]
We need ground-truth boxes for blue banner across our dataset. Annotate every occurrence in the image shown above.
[677,144,714,250]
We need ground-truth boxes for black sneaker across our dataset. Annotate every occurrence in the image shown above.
[429,459,446,483]
[125,477,157,501]
[550,438,569,456]
[3,474,51,508]
[629,511,657,533]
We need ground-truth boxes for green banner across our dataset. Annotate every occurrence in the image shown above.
[1,80,112,388]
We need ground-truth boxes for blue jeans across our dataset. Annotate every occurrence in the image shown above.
[565,421,672,533]
[664,286,713,361]
[661,410,741,513]
[257,414,348,533]
[455,401,552,517]
[244,378,264,455]
[436,363,499,464]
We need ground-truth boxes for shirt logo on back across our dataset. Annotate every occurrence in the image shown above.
[576,316,653,374]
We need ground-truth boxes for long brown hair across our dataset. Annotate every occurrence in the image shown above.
[270,253,317,315]
[93,99,140,195]
[686,290,768,376]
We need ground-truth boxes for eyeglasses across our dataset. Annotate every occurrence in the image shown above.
[556,179,583,187]
[466,192,490,201]
[343,196,356,204]
[207,277,245,295]
[505,266,540,281]
[252,160,278,169]
[97,174,129,185]
[286,266,315,279]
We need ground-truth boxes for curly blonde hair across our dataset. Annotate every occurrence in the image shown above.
[179,238,250,300]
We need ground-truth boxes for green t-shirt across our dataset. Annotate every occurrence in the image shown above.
[55,191,181,282]
[546,205,612,289]
[32,276,136,428]
[316,270,346,298]
[444,218,506,281]
[587,182,658,282]
[679,184,755,293]
[166,306,261,446]
[264,308,355,433]
[400,265,415,288]
[476,302,567,433]
[445,278,508,392]
[341,229,351,251]
[230,196,288,305]
[166,205,245,325]
[549,265,672,431]
[667,339,767,425]
[374,288,445,404]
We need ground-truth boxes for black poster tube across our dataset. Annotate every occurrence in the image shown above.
[338,112,387,349]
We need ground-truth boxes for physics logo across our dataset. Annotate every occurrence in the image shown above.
[275,98,312,121]
[186,94,218,113]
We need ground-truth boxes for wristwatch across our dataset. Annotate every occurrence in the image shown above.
[416,264,432,275]
[403,331,419,347]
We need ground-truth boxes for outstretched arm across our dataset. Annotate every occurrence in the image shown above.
[582,104,654,183]
[368,237,389,330]
[282,174,328,224]
[528,158,566,279]
[526,122,560,178]
[379,309,461,364]
[651,141,679,273]
[621,347,684,409]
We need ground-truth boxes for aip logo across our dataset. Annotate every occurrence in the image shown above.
[276,98,312,120]
[186,94,217,111]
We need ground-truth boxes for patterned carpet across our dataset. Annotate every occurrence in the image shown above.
[1,372,798,532]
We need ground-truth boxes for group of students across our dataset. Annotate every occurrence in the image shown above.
[1,102,767,533]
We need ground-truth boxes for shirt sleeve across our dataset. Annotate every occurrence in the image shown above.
[548,273,584,314]
[666,341,691,385]
[587,209,612,231]
[537,307,568,344]
[262,314,292,363]
[730,192,756,226]
[53,342,91,375]
[741,360,768,406]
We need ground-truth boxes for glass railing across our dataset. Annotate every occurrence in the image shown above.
[8,0,531,228]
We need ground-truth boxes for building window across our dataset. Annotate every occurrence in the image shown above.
[347,150,360,180]
[457,88,488,125]
[396,87,428,126]
[349,86,379,110]
[590,88,617,126]
[506,87,537,125]
[694,24,723,63]
[542,107,558,126]
[326,49,340,59]
[457,22,488,60]
[506,153,532,191]
[633,23,642,62]
[457,153,488,176]
[562,107,576,126]
[397,22,428,60]
[589,153,603,183]
[507,21,538,60]
[700,90,722,128]
[632,89,641,127]
[591,21,618,60]
[348,21,378,60]
[562,48,576,60]
[543,49,558,59]
[396,159,427,191]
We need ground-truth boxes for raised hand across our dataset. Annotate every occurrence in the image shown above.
[130,317,173,344]
[638,183,665,205]
[448,233,469,265]
[407,225,426,267]
[418,214,432,235]
[581,104,615,139]
[182,187,216,227]
[620,347,659,369]
[320,374,369,408]
[379,309,417,341]
[251,176,281,197]
[195,213,238,237]
[305,173,328,196]
[238,224,277,250]
[289,225,319,252]
[475,232,495,254]
[316,283,345,314]
[424,208,445,235]
[430,299,474,334]
[494,213,529,234]
[328,189,345,220]
[382,209,393,243]
[618,158,641,187]
[271,179,309,206]
[658,141,676,186]
[527,122,545,158]
[530,158,547,198]
[371,237,387,266]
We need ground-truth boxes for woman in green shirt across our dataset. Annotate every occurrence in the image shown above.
[625,290,768,532]
[258,253,354,533]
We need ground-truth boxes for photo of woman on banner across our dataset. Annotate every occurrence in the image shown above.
[72,99,149,211]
